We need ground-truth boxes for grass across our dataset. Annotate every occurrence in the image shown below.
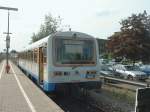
[102,85,136,105]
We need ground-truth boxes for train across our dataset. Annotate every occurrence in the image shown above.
[17,31,102,92]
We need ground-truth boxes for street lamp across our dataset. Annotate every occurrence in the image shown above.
[0,6,18,66]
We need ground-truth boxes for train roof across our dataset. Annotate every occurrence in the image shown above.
[19,31,95,51]
[20,35,49,51]
[53,31,94,38]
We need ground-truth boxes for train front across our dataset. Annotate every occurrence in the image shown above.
[45,32,102,92]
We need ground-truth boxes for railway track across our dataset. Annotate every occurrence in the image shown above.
[49,76,139,112]
[49,88,106,112]
[76,91,106,112]
[101,76,149,92]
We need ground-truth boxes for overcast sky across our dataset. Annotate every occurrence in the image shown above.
[0,0,150,52]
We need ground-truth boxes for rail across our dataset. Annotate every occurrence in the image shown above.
[100,76,149,88]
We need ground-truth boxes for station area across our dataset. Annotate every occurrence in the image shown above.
[0,60,64,112]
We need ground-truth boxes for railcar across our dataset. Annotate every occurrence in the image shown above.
[18,31,101,92]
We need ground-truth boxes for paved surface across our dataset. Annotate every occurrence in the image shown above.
[0,60,64,112]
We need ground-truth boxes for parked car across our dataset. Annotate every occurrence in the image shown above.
[99,64,115,76]
[99,59,116,65]
[140,65,150,76]
[112,64,147,80]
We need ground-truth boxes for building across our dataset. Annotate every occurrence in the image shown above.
[96,38,107,55]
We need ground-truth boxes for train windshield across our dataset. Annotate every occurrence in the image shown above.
[55,38,96,65]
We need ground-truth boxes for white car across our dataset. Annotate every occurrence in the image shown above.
[112,64,147,80]
[140,65,150,76]
[99,64,115,76]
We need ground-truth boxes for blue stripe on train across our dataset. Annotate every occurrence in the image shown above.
[43,81,55,92]
[18,64,55,92]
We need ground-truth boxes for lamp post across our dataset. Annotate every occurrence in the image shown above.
[0,6,18,66]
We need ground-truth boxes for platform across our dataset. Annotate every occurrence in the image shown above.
[0,60,64,112]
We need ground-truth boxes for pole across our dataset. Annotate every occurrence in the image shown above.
[0,6,18,73]
[8,10,10,35]
[6,10,10,66]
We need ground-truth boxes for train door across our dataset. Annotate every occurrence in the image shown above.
[38,47,44,84]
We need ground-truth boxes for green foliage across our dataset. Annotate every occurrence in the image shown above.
[102,53,113,60]
[107,11,150,63]
[31,13,62,43]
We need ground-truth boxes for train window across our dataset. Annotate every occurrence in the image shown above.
[23,52,26,59]
[26,51,28,60]
[27,50,33,61]
[24,52,26,59]
[28,50,31,60]
[18,53,20,59]
[55,38,96,65]
[23,52,25,59]
[21,52,23,59]
[34,49,38,62]
[43,47,47,63]
[31,50,34,61]
[24,51,26,60]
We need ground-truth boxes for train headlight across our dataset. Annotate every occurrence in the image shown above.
[64,72,70,76]
[53,71,70,76]
[86,71,97,74]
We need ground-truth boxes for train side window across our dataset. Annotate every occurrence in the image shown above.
[24,52,26,59]
[19,52,21,59]
[23,52,26,59]
[31,50,34,61]
[21,52,23,59]
[43,47,47,63]
[22,52,23,59]
[20,53,21,59]
[25,51,28,60]
[29,50,33,61]
[27,50,30,61]
[34,49,37,62]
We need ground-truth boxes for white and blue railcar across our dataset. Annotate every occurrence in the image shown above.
[18,31,101,92]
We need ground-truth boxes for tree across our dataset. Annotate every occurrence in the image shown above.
[31,13,62,43]
[31,33,38,42]
[10,50,17,53]
[107,11,150,63]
